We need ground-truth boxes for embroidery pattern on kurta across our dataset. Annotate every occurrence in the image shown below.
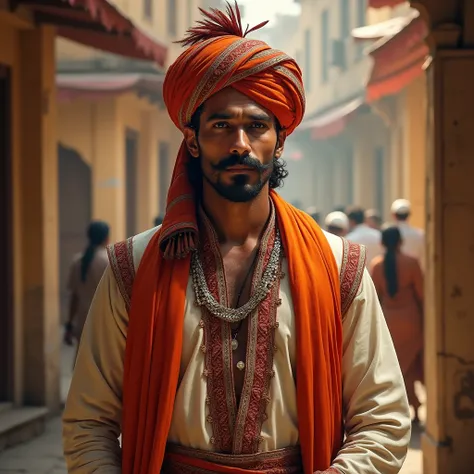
[107,237,135,311]
[199,206,280,454]
[339,239,366,316]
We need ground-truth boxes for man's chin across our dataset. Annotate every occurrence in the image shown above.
[213,183,265,203]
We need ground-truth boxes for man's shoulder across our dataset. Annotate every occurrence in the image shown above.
[322,230,366,273]
[106,226,160,310]
[327,233,367,315]
[130,226,161,270]
[107,226,161,272]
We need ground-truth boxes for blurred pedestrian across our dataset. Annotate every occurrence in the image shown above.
[391,199,425,270]
[365,209,382,230]
[370,225,424,424]
[325,211,349,237]
[346,205,383,265]
[64,221,110,360]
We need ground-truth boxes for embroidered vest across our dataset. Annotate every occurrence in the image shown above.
[107,235,366,316]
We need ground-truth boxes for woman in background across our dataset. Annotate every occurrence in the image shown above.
[370,225,424,424]
[64,221,110,358]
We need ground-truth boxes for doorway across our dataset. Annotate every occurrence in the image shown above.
[0,64,13,402]
[58,144,92,324]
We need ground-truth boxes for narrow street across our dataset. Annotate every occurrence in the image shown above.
[0,338,423,473]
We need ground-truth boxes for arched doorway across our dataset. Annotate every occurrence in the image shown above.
[58,144,92,324]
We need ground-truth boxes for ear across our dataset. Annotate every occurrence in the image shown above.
[274,129,287,159]
[183,127,200,158]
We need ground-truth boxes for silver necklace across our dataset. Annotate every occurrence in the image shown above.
[191,230,282,323]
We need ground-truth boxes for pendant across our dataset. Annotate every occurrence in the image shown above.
[236,361,245,371]
[231,339,239,351]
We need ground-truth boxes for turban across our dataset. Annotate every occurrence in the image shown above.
[159,3,306,258]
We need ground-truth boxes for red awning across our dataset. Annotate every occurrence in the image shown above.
[56,72,163,102]
[300,97,364,140]
[366,14,429,102]
[369,0,407,8]
[19,0,167,66]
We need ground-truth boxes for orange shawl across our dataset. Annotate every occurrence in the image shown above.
[121,4,343,474]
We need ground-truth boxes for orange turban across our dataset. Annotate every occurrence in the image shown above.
[158,4,305,258]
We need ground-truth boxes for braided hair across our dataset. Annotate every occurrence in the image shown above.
[381,225,402,297]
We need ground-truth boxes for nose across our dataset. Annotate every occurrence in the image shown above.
[230,128,252,156]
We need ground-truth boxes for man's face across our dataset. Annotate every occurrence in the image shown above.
[184,88,286,203]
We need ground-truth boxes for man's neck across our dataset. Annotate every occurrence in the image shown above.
[201,185,271,245]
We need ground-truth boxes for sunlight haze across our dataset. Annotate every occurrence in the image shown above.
[238,0,301,26]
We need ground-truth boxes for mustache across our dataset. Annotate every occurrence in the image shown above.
[212,154,273,172]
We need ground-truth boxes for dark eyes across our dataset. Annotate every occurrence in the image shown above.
[213,122,267,129]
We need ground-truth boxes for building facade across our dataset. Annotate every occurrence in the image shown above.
[286,0,378,218]
[285,0,427,228]
[55,0,210,348]
[0,0,167,450]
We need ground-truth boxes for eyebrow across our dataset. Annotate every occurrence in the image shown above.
[206,112,273,122]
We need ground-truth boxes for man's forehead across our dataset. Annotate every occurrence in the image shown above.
[201,88,273,118]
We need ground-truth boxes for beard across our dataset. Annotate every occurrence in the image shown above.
[205,153,274,203]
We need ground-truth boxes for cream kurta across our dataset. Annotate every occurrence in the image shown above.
[63,228,411,474]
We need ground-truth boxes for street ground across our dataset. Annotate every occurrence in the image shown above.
[0,339,424,474]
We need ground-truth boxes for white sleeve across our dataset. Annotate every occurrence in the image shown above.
[63,266,126,473]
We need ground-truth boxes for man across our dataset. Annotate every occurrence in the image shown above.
[63,4,410,474]
[365,208,382,230]
[391,198,425,270]
[325,211,349,237]
[346,205,383,266]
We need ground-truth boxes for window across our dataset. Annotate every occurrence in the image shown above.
[143,0,152,21]
[167,0,177,37]
[339,0,350,69]
[340,0,350,38]
[304,29,311,92]
[357,0,366,27]
[321,10,329,83]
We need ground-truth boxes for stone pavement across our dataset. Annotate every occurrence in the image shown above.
[0,417,66,474]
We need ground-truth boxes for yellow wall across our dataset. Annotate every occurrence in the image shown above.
[58,92,170,242]
[348,112,390,212]
[402,75,427,229]
[0,11,60,410]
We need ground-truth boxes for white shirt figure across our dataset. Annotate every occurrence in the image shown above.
[346,207,383,266]
[391,199,425,270]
